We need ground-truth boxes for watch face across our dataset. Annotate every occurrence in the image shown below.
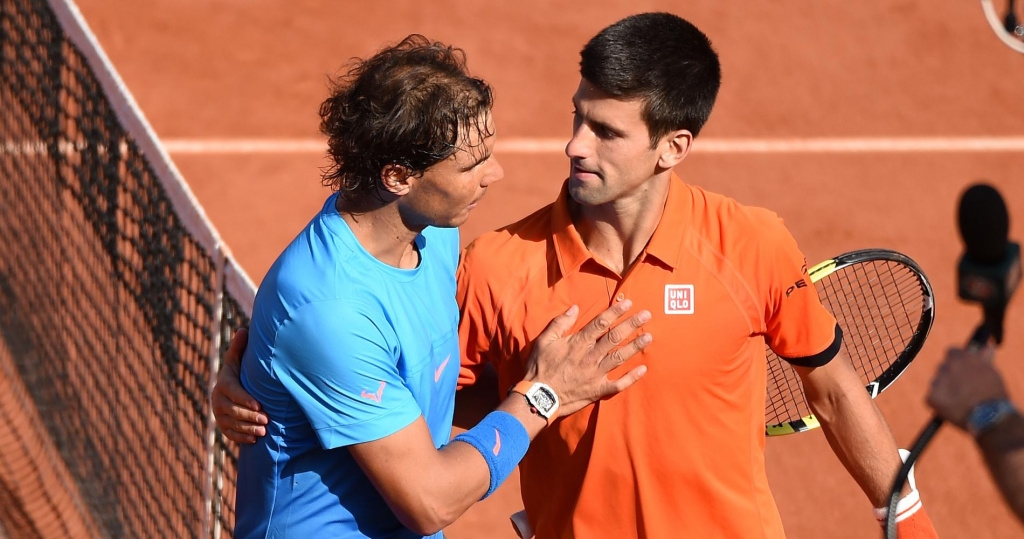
[533,388,556,411]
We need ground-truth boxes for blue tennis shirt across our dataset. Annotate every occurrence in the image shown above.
[235,193,459,538]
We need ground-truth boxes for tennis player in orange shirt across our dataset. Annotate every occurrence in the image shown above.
[216,12,939,538]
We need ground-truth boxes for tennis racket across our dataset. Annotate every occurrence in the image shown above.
[765,249,935,437]
[982,0,1024,54]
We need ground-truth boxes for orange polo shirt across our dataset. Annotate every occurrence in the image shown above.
[457,174,839,539]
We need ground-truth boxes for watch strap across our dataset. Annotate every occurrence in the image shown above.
[510,381,535,398]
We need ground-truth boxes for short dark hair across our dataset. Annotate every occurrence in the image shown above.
[580,12,721,145]
[319,35,493,200]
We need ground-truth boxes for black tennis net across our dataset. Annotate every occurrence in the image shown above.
[0,0,252,536]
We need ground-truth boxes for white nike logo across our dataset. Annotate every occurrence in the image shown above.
[434,355,451,383]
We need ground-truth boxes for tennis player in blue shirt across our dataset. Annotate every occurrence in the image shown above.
[226,35,652,538]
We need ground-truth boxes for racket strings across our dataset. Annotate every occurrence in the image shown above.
[765,349,807,425]
[824,262,925,383]
[765,259,929,429]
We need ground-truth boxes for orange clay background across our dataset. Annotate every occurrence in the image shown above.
[73,1,1024,537]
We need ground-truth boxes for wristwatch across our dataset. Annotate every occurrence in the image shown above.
[510,381,560,426]
[966,399,1017,437]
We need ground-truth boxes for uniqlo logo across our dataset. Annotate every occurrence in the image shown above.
[664,285,694,314]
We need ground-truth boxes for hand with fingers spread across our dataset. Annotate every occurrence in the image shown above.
[520,300,651,419]
[211,328,268,444]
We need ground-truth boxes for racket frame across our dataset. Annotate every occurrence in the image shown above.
[764,249,935,436]
[981,0,1024,54]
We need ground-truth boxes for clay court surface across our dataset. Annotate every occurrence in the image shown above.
[71,1,1024,537]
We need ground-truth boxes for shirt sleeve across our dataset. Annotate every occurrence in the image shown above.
[272,298,421,449]
[760,216,841,367]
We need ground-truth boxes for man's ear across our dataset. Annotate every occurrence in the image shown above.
[657,129,693,169]
[380,164,412,196]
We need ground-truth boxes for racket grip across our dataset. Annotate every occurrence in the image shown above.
[510,510,534,539]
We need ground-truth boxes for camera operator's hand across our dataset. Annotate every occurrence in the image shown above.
[926,345,1004,430]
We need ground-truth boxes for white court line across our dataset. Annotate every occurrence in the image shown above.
[157,136,1024,155]
[6,137,1024,156]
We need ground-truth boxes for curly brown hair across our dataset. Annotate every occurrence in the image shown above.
[318,35,494,201]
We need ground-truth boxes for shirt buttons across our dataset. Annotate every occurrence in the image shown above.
[616,293,625,302]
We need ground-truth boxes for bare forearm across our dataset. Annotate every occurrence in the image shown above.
[399,441,490,533]
[799,355,907,506]
[812,392,905,506]
[430,396,546,526]
[976,413,1024,522]
[361,396,546,535]
[363,435,494,535]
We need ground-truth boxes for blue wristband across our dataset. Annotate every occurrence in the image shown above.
[452,410,530,499]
